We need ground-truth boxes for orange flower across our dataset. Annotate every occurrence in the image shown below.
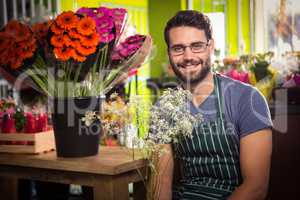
[76,16,96,36]
[80,32,99,47]
[62,34,73,47]
[69,40,78,48]
[69,29,81,39]
[50,34,64,47]
[54,46,75,61]
[50,22,64,35]
[56,11,79,30]
[72,51,86,62]
[75,43,96,56]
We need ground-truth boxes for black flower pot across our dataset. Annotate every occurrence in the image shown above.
[51,96,102,157]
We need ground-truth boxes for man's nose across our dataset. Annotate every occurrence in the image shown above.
[182,46,194,60]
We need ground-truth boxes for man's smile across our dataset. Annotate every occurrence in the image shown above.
[180,64,200,73]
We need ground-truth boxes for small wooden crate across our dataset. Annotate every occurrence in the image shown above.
[0,130,55,154]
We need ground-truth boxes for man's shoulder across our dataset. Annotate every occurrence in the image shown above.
[218,74,259,95]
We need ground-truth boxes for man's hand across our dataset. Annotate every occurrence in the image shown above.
[228,129,272,200]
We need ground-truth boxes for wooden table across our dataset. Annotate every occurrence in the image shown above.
[0,146,147,200]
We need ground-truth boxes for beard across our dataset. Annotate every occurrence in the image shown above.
[170,57,211,85]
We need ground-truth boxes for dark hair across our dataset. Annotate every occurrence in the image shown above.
[164,10,212,47]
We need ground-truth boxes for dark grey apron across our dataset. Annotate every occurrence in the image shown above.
[173,75,242,200]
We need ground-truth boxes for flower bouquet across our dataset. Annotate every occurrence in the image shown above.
[82,93,132,147]
[142,87,203,199]
[247,52,278,101]
[0,6,152,157]
[271,52,300,88]
[223,56,250,84]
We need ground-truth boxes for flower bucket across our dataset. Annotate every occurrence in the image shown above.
[51,96,102,157]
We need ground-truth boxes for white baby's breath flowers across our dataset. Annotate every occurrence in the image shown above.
[147,87,203,144]
[81,111,97,126]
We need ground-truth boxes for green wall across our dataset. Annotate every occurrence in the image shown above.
[241,0,250,54]
[226,0,239,55]
[148,0,182,78]
[193,0,225,12]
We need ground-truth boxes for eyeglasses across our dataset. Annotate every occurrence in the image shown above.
[169,41,210,56]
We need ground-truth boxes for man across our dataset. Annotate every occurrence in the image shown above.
[153,10,272,200]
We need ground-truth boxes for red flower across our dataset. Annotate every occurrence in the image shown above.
[24,112,36,133]
[32,20,52,44]
[0,20,37,70]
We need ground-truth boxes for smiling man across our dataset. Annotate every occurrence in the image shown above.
[153,10,273,200]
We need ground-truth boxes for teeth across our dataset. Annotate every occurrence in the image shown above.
[184,65,195,68]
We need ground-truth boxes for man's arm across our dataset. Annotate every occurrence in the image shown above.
[151,144,174,200]
[228,129,272,200]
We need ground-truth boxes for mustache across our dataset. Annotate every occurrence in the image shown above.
[176,59,204,68]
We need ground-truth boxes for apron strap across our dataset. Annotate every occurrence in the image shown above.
[214,74,225,121]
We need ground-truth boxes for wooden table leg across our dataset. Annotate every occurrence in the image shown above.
[133,181,146,200]
[93,177,129,200]
[0,177,18,200]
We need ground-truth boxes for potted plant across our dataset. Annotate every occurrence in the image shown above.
[0,7,152,157]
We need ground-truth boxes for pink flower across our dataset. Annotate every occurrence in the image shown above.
[119,47,129,57]
[293,73,300,85]
[226,69,249,83]
[111,52,122,61]
[76,7,96,18]
[126,44,140,55]
[282,78,296,88]
[111,34,145,62]
[95,17,114,31]
[238,71,249,83]
[96,7,112,18]
[99,32,114,43]
[125,34,144,44]
[111,8,126,19]
[128,68,138,77]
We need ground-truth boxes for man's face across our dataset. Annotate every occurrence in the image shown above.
[168,26,214,85]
